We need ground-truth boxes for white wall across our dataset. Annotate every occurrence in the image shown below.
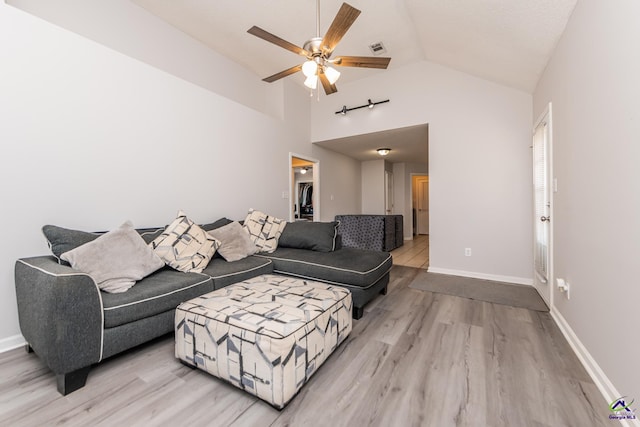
[533,0,640,402]
[311,145,361,220]
[7,0,282,117]
[0,3,359,348]
[361,160,385,214]
[312,61,533,283]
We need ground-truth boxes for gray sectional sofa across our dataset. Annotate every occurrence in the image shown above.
[14,218,392,396]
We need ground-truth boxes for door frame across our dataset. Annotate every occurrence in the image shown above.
[384,170,394,214]
[532,102,553,308]
[289,153,320,222]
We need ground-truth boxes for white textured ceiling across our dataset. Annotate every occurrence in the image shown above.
[315,124,429,163]
[129,0,576,163]
[132,0,577,93]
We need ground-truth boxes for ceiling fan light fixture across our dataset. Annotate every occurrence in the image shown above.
[377,148,391,156]
[324,66,341,85]
[302,60,318,78]
[304,74,318,89]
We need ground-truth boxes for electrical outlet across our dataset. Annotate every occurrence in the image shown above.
[465,248,472,256]
[557,278,571,299]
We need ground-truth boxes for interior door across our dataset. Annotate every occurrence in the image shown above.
[533,105,552,307]
[416,176,429,235]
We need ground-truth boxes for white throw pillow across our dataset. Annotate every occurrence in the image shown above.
[208,221,258,262]
[61,221,164,293]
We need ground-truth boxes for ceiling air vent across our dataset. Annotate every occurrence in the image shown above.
[368,42,387,56]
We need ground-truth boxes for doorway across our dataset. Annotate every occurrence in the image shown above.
[392,173,430,269]
[532,103,553,307]
[290,154,319,222]
[412,175,429,235]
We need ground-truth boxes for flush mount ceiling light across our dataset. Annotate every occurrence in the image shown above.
[247,1,391,96]
[377,148,391,156]
[335,98,390,115]
[300,167,308,174]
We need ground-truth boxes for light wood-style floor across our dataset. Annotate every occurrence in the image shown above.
[0,266,610,427]
[392,234,429,269]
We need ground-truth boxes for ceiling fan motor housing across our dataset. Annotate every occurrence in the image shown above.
[303,37,326,58]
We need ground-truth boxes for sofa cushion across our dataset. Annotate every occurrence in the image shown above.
[42,225,100,262]
[201,217,233,232]
[61,221,165,293]
[243,209,287,253]
[278,221,340,252]
[257,247,392,289]
[138,227,165,244]
[150,211,220,273]
[43,225,166,260]
[200,256,273,289]
[102,268,213,328]
[207,221,258,262]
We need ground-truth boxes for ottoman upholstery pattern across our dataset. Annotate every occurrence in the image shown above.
[175,274,352,409]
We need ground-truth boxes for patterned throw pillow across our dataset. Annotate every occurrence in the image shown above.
[243,209,287,253]
[149,211,220,273]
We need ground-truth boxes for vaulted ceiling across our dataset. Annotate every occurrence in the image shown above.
[132,0,577,93]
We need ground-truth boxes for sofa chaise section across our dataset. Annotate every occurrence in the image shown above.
[256,247,392,319]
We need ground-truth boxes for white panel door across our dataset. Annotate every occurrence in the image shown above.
[533,105,552,307]
[417,176,429,235]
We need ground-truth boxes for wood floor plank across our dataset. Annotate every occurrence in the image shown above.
[0,266,612,426]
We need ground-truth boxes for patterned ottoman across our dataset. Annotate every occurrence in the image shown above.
[175,274,352,409]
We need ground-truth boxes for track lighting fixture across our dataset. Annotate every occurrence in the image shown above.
[335,99,390,115]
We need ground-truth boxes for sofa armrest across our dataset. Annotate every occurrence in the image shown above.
[15,256,103,376]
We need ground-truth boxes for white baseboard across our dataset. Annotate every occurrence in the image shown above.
[551,308,640,427]
[426,266,533,286]
[0,334,26,353]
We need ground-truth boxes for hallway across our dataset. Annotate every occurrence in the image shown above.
[391,234,429,269]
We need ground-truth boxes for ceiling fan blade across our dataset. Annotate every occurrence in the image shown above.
[321,3,361,56]
[248,26,309,57]
[319,71,338,95]
[262,64,303,83]
[334,56,391,69]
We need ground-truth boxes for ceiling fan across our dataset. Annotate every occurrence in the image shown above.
[247,1,391,95]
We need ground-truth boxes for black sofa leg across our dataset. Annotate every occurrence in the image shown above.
[57,367,91,395]
[353,306,364,320]
[379,285,388,295]
[25,344,33,354]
